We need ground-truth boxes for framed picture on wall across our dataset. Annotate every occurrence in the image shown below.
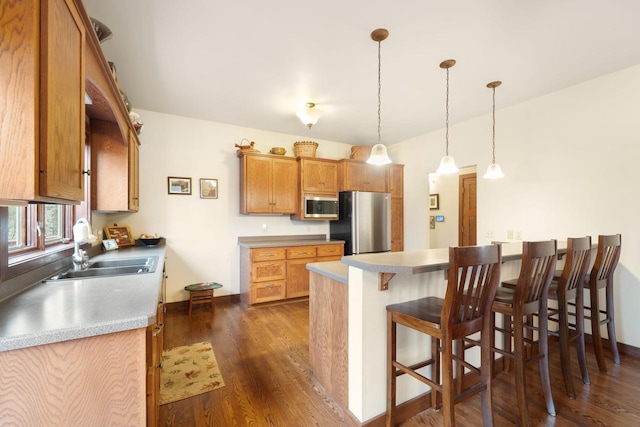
[168,177,192,195]
[429,193,439,210]
[200,178,218,199]
[104,226,134,246]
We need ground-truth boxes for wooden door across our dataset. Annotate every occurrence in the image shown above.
[458,173,477,246]
[271,157,298,213]
[40,0,85,201]
[287,258,315,298]
[243,155,273,213]
[365,164,388,192]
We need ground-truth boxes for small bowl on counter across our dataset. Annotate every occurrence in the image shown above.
[138,237,163,246]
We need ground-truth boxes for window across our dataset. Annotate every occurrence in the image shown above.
[7,204,74,258]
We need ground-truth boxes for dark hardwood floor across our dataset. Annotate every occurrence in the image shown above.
[160,297,640,426]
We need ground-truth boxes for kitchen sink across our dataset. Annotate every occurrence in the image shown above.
[45,256,158,281]
[88,257,157,269]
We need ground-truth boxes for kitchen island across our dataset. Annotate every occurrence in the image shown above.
[307,243,542,424]
[0,243,166,426]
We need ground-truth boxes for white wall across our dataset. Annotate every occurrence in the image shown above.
[393,64,640,348]
[93,114,351,303]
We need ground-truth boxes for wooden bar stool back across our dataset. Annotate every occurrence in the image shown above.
[585,234,622,372]
[491,240,557,426]
[547,236,592,398]
[386,244,502,427]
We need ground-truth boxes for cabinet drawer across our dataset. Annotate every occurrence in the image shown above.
[252,280,286,304]
[317,244,344,258]
[251,247,286,262]
[252,260,286,282]
[287,246,317,259]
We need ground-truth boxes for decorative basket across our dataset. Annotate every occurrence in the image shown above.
[350,145,372,161]
[293,141,318,157]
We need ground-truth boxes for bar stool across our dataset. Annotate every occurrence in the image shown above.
[184,282,223,315]
[386,244,501,427]
[576,234,622,372]
[547,236,592,398]
[491,240,557,426]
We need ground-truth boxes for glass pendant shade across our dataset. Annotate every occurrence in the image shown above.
[483,162,504,179]
[436,155,458,175]
[297,103,321,128]
[366,143,392,165]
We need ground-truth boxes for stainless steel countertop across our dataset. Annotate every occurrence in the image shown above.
[0,245,166,352]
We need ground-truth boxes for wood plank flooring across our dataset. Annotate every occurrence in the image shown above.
[160,297,640,426]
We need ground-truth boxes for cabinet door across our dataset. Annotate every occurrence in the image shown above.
[365,164,388,192]
[271,157,298,213]
[243,155,273,213]
[343,162,368,191]
[39,0,85,201]
[128,130,140,211]
[302,159,338,193]
[391,197,404,252]
[388,164,404,198]
[287,258,315,298]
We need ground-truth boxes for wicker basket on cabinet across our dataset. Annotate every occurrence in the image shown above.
[293,141,318,157]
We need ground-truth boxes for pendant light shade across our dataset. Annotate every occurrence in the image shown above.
[297,102,321,129]
[436,59,458,175]
[483,81,505,179]
[366,28,392,166]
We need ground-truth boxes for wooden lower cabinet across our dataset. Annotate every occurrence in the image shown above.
[0,329,147,426]
[240,243,344,306]
[146,302,164,427]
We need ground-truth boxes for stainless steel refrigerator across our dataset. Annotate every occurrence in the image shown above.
[330,191,391,255]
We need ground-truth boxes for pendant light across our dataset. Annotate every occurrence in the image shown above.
[366,28,392,165]
[297,102,321,129]
[435,59,459,174]
[483,81,505,179]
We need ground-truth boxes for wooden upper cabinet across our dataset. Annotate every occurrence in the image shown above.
[240,153,298,214]
[0,0,85,203]
[338,160,387,193]
[299,158,338,194]
[90,120,140,212]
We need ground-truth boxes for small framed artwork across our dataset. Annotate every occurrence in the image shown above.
[429,193,440,210]
[104,226,135,246]
[168,177,191,195]
[102,239,118,251]
[200,178,218,199]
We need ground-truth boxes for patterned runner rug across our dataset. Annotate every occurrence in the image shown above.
[159,341,225,405]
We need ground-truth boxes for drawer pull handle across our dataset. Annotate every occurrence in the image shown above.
[262,263,274,267]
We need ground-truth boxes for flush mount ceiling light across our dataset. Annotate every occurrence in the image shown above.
[366,28,392,166]
[297,102,321,129]
[484,81,505,179]
[435,59,459,175]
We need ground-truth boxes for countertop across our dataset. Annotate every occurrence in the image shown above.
[238,234,344,248]
[307,260,348,284]
[0,244,166,352]
[339,241,569,275]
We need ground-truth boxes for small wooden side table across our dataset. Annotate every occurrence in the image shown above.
[184,282,223,315]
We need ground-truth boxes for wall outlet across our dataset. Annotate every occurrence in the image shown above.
[507,230,514,239]
[515,231,522,240]
[262,223,268,232]
[485,230,494,238]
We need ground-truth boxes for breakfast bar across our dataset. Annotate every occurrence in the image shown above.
[307,242,545,424]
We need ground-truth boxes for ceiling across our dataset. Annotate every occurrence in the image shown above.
[83,0,640,146]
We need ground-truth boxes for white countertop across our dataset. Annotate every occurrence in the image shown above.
[0,245,166,352]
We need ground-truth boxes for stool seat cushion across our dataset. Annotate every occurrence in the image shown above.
[184,282,222,292]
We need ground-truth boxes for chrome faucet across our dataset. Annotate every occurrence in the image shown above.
[72,218,95,270]
[72,244,89,270]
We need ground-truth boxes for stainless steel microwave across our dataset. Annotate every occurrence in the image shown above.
[304,195,339,219]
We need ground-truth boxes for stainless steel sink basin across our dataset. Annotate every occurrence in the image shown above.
[88,257,157,269]
[46,256,158,281]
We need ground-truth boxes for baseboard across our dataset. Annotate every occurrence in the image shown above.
[164,294,240,313]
